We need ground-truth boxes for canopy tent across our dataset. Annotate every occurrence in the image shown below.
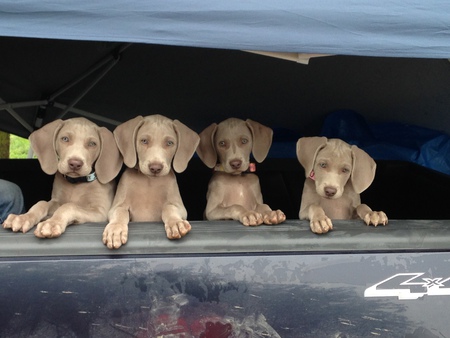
[0,0,450,141]
[1,1,450,58]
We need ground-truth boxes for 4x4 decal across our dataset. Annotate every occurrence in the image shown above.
[364,273,450,300]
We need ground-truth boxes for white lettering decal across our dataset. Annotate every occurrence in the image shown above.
[364,273,450,300]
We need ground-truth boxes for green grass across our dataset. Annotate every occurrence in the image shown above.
[10,135,30,159]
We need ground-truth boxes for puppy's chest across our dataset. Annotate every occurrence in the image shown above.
[126,173,177,221]
[129,176,171,203]
[211,173,260,206]
[320,184,360,219]
[54,175,113,205]
[320,196,356,219]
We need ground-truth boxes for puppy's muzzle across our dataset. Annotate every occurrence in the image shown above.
[149,162,163,175]
[68,158,84,172]
[229,159,242,170]
[324,186,337,198]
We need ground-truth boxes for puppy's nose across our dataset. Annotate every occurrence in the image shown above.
[149,163,163,174]
[229,160,242,170]
[68,158,83,171]
[324,186,337,197]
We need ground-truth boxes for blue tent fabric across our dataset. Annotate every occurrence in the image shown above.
[320,110,450,175]
[0,1,449,58]
[319,110,377,147]
[268,128,302,158]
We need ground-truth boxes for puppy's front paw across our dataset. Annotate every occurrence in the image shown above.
[240,211,263,226]
[363,211,388,227]
[34,219,67,238]
[165,220,191,239]
[310,216,333,234]
[2,213,36,233]
[262,209,286,225]
[103,223,129,249]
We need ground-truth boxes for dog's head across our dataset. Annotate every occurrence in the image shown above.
[197,118,273,175]
[114,114,200,176]
[296,137,376,198]
[29,117,123,184]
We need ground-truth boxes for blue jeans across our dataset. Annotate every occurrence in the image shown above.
[0,179,25,223]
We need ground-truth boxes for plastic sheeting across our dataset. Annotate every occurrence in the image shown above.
[321,110,450,175]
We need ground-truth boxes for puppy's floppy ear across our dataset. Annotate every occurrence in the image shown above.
[245,119,273,163]
[29,119,64,175]
[113,116,144,169]
[296,137,328,178]
[172,120,200,173]
[95,127,123,184]
[197,123,218,168]
[351,145,376,193]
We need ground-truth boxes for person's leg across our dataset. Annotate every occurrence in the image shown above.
[0,179,25,223]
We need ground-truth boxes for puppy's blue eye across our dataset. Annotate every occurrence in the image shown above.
[61,136,69,142]
[218,141,226,147]
[141,139,148,144]
[241,138,248,144]
[167,140,174,146]
[319,162,327,168]
[342,168,350,173]
[88,141,97,147]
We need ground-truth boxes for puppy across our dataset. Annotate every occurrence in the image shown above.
[2,117,122,238]
[103,115,199,249]
[197,117,285,226]
[297,137,388,234]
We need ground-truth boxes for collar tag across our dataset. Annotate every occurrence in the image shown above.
[86,172,97,182]
[248,163,256,173]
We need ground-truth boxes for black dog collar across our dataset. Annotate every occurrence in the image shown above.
[64,172,97,184]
